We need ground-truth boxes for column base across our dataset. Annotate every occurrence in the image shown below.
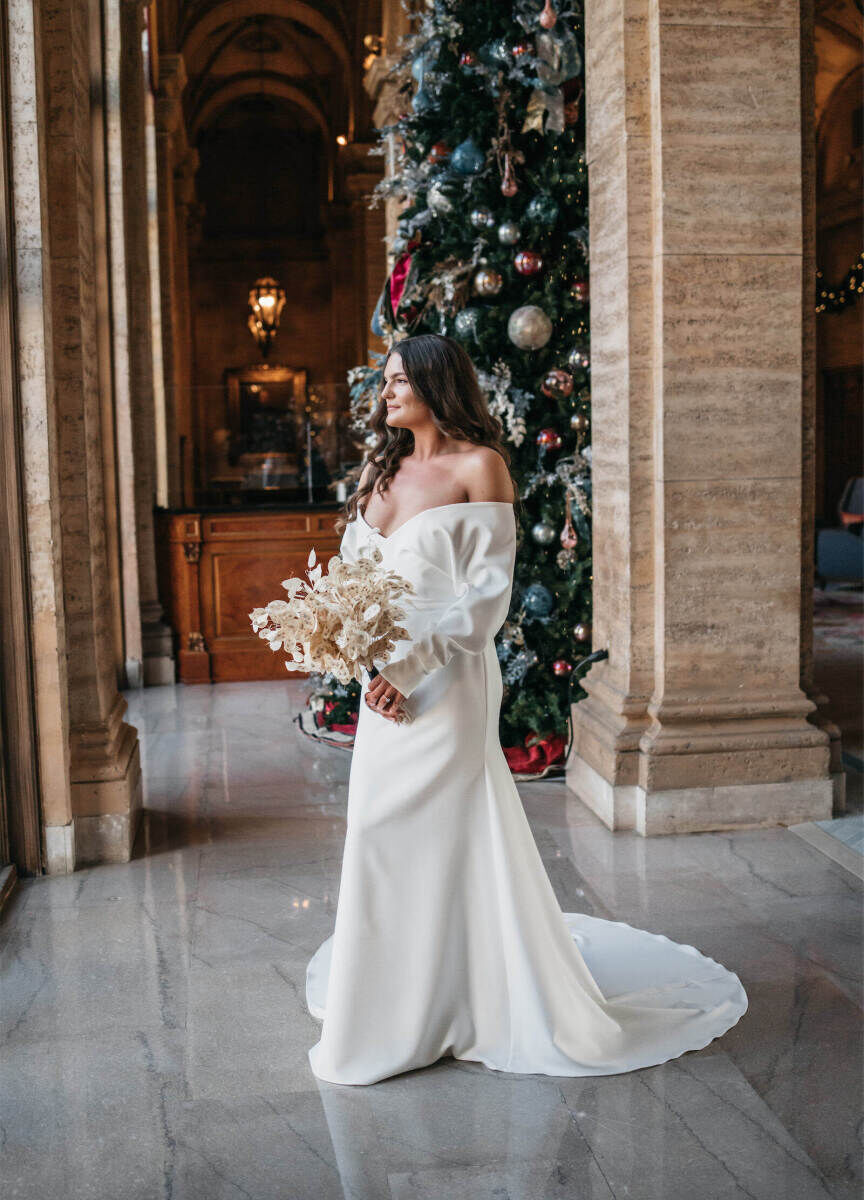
[806,688,847,814]
[70,697,143,865]
[568,678,836,835]
[74,803,142,865]
[142,614,176,685]
[44,821,76,874]
[567,746,834,834]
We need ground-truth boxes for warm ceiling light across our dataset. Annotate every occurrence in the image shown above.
[336,134,348,146]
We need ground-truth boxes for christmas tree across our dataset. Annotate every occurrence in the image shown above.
[322,0,592,764]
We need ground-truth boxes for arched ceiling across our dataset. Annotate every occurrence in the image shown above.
[815,0,863,127]
[166,0,382,152]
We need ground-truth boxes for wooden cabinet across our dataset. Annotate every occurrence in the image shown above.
[157,507,343,683]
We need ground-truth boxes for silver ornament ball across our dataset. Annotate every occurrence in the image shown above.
[532,521,558,546]
[497,220,520,245]
[567,346,590,370]
[507,304,553,350]
[470,207,496,230]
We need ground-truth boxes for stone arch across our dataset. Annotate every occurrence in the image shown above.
[189,76,334,197]
[181,0,354,137]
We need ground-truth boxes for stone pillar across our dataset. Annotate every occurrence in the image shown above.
[118,0,174,684]
[172,148,198,506]
[154,53,185,506]
[364,0,411,253]
[324,201,362,374]
[7,0,74,872]
[568,0,833,834]
[344,146,387,362]
[104,0,143,687]
[39,0,141,862]
[797,0,844,809]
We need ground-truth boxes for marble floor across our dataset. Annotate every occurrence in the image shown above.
[1,681,862,1200]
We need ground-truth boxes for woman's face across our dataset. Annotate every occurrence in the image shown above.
[380,353,426,429]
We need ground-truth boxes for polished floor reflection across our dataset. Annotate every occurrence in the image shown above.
[1,681,861,1200]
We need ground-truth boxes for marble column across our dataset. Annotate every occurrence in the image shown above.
[118,0,175,684]
[38,0,141,863]
[364,0,411,253]
[172,148,198,506]
[797,0,844,808]
[104,0,143,687]
[154,53,185,507]
[325,201,362,374]
[343,145,386,362]
[568,0,834,834]
[7,0,73,871]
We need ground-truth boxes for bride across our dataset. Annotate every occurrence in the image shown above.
[305,333,747,1086]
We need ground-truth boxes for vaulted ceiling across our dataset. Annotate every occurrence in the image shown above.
[157,0,382,149]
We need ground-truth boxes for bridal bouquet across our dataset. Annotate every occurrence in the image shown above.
[249,546,416,723]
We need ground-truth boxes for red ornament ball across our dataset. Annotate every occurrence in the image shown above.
[541,369,574,400]
[536,427,562,450]
[459,50,477,68]
[514,249,543,276]
[552,659,572,677]
[511,42,531,57]
[428,142,449,163]
[571,278,589,302]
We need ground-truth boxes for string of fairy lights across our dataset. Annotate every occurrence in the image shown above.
[815,252,863,314]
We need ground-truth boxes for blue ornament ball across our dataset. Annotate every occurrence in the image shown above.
[526,193,560,226]
[451,137,485,175]
[523,583,555,618]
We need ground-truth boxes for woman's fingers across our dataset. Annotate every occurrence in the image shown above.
[365,692,400,721]
[364,674,405,721]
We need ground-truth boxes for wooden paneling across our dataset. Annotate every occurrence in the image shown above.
[157,507,342,682]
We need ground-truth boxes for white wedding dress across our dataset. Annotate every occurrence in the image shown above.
[306,501,747,1086]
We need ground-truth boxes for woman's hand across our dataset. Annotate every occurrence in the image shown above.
[365,673,406,722]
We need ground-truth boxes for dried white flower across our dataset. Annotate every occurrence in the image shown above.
[250,547,416,720]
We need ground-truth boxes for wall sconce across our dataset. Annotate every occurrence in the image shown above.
[247,277,286,359]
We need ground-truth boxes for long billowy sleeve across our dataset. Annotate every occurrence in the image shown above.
[376,510,517,699]
[338,519,360,564]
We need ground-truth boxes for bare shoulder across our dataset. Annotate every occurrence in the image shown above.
[458,444,517,503]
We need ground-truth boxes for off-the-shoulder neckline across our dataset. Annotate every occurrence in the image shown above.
[357,500,515,542]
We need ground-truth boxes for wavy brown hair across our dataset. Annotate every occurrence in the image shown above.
[335,334,522,536]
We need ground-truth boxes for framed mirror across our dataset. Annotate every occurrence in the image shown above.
[221,364,308,494]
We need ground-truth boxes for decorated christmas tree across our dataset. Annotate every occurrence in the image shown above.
[314,0,592,768]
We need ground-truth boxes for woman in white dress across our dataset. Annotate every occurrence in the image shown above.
[306,334,747,1086]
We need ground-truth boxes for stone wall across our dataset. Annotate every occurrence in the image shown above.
[568,0,836,834]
